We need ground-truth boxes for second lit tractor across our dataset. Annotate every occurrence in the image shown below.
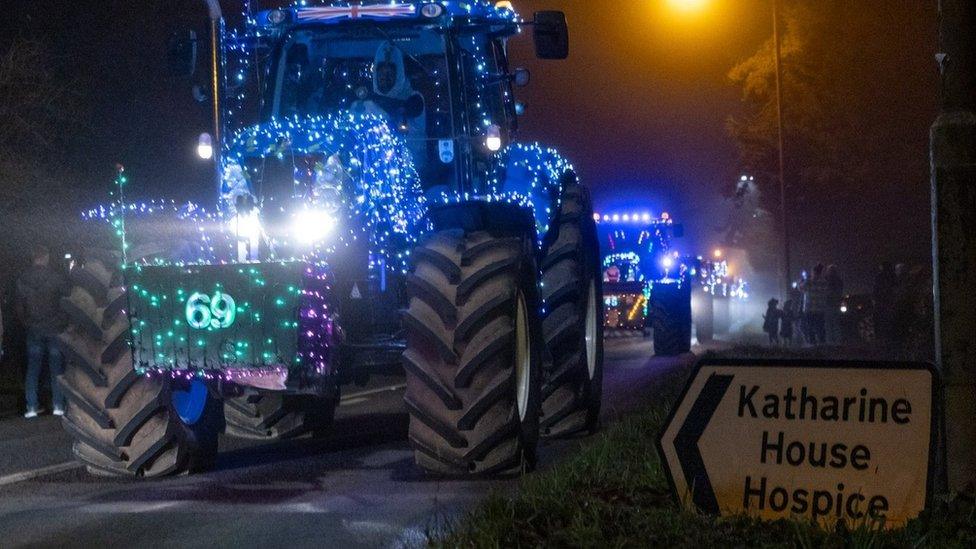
[596,211,692,356]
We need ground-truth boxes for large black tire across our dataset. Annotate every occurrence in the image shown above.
[224,393,336,440]
[694,289,715,343]
[57,249,222,478]
[402,230,543,476]
[650,284,693,357]
[540,184,604,437]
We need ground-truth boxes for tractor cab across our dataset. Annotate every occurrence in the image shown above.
[217,2,567,209]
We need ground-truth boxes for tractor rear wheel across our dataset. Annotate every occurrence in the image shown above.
[223,393,336,440]
[650,284,693,357]
[403,230,543,476]
[57,249,222,478]
[540,184,604,437]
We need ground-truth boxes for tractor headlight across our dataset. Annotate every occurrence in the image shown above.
[293,208,337,244]
[230,210,262,243]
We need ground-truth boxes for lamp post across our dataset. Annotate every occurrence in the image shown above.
[667,0,792,296]
[772,0,791,296]
[931,0,976,496]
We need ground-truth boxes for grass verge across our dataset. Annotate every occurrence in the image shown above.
[435,365,976,548]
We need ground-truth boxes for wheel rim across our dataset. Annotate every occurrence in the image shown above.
[515,292,531,422]
[172,379,208,426]
[585,280,598,380]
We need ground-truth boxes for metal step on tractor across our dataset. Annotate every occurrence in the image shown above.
[596,209,692,356]
[57,0,604,478]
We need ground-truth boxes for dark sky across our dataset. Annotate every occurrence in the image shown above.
[510,1,768,231]
[1,0,939,290]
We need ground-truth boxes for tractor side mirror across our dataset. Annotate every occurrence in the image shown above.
[513,68,531,87]
[533,11,569,60]
[167,29,198,77]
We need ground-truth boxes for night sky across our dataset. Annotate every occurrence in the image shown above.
[0,1,939,291]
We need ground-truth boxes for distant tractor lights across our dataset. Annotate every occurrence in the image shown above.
[197,133,214,160]
[592,211,656,224]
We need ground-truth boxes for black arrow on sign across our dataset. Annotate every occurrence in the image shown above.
[673,372,734,514]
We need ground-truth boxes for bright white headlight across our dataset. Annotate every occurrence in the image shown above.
[197,133,214,160]
[293,208,337,244]
[230,210,262,242]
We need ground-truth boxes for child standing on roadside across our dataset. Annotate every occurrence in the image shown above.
[763,298,782,345]
[780,298,796,346]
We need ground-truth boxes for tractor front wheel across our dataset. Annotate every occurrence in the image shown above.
[402,230,543,476]
[57,250,222,478]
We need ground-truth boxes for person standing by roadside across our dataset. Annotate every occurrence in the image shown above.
[797,270,811,343]
[16,246,68,418]
[873,262,897,343]
[824,265,844,344]
[780,297,797,347]
[763,298,781,345]
[893,263,912,344]
[803,264,829,345]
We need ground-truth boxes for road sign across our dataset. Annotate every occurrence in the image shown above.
[658,359,937,528]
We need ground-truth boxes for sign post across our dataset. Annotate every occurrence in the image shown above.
[658,359,937,528]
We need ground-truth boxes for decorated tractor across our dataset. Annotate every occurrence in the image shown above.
[596,210,692,356]
[57,1,603,479]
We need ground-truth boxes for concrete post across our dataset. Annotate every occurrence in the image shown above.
[932,0,976,495]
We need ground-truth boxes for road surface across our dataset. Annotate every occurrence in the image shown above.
[0,338,695,548]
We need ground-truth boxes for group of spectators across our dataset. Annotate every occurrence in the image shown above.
[762,261,934,353]
[0,246,68,418]
[763,263,845,346]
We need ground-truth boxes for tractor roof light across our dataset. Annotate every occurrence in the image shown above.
[267,9,288,25]
[197,133,213,160]
[485,124,502,152]
[421,3,445,18]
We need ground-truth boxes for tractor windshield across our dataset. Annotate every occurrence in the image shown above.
[267,26,453,179]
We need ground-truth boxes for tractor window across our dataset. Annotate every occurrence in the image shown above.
[268,27,454,181]
[459,35,508,140]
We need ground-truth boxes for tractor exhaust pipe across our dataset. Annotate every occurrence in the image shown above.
[203,0,224,191]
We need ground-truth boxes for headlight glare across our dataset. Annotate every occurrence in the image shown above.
[293,208,337,244]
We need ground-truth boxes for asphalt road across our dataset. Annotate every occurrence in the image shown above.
[0,337,696,548]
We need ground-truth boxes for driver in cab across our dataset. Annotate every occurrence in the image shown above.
[353,43,427,168]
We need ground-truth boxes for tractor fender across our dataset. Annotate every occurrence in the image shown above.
[426,200,537,242]
[489,143,575,244]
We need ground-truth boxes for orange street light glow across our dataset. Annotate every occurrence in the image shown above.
[667,0,710,13]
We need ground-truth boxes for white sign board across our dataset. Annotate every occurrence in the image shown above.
[658,360,936,528]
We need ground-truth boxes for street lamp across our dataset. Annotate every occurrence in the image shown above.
[667,0,710,12]
[667,0,792,296]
